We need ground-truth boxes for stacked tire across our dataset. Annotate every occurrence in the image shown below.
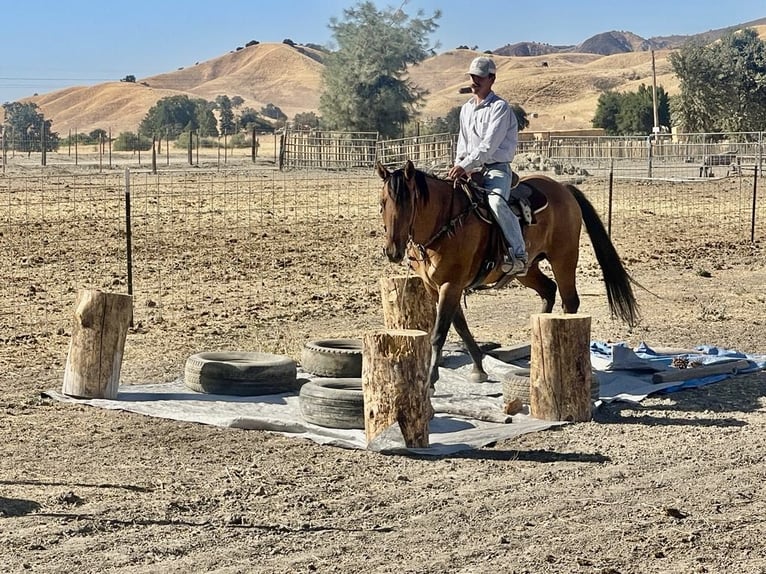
[299,339,365,429]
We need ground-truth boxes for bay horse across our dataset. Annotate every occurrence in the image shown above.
[375,160,640,386]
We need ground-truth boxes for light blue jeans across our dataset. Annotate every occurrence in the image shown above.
[482,163,526,261]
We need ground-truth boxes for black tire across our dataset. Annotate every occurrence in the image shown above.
[299,378,364,429]
[184,351,298,396]
[301,339,363,378]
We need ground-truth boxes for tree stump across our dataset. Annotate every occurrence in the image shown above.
[62,289,133,399]
[362,329,431,447]
[529,313,592,422]
[379,275,435,333]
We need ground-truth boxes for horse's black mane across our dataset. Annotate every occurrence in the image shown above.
[389,167,432,205]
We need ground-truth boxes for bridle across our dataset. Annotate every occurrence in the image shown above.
[393,173,487,261]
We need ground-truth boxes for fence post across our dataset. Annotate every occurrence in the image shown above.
[109,128,112,169]
[188,130,193,165]
[751,166,759,243]
[125,167,134,327]
[41,116,47,167]
[151,137,157,174]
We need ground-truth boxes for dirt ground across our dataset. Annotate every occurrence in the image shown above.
[2,169,766,574]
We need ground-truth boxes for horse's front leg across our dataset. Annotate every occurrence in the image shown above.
[428,283,462,387]
[451,303,488,383]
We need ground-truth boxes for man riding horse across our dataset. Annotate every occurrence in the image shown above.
[447,56,528,277]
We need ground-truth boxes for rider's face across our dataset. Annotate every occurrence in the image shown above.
[469,74,493,99]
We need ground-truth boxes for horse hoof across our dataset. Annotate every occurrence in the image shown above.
[468,371,489,384]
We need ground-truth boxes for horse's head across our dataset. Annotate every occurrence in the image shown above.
[375,160,418,263]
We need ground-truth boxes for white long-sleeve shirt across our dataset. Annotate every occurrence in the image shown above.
[455,91,518,173]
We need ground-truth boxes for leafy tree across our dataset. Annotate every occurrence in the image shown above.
[319,1,440,138]
[230,95,245,108]
[194,99,218,137]
[261,103,287,121]
[89,128,107,141]
[139,95,199,138]
[215,95,236,135]
[121,75,136,83]
[113,131,152,151]
[670,28,766,133]
[238,107,273,132]
[511,103,529,131]
[592,91,622,134]
[592,85,670,135]
[293,111,321,129]
[443,106,462,134]
[2,101,59,151]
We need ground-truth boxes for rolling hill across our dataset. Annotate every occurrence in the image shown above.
[15,20,766,136]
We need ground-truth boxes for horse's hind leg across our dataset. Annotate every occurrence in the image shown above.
[548,252,580,313]
[451,304,488,383]
[517,262,558,313]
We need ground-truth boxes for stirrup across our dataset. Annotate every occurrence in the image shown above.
[501,255,527,276]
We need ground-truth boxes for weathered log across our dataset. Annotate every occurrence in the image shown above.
[652,359,751,383]
[62,289,133,399]
[362,329,431,447]
[379,275,435,332]
[530,313,592,422]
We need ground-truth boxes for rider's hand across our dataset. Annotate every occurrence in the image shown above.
[448,165,466,180]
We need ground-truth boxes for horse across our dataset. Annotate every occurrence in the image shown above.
[375,159,640,387]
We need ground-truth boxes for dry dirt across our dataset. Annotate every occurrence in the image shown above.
[2,170,766,574]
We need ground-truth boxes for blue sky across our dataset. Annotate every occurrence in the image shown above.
[2,0,764,103]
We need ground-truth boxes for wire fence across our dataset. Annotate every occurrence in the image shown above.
[1,132,764,381]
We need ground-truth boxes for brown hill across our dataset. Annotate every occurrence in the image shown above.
[17,22,766,136]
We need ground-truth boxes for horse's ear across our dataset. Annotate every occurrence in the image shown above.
[404,160,415,180]
[375,161,390,181]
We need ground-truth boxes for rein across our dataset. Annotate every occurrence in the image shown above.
[410,178,483,257]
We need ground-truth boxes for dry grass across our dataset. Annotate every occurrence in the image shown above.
[11,25,766,137]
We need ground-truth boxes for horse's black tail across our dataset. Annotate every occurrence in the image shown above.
[568,184,640,327]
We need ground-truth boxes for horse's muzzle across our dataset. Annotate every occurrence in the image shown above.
[384,245,405,264]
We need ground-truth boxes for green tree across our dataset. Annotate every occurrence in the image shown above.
[511,103,529,131]
[293,111,321,129]
[215,95,236,135]
[194,99,218,137]
[113,131,152,151]
[670,28,766,133]
[139,95,199,138]
[89,128,107,142]
[592,85,670,135]
[261,103,286,121]
[2,101,59,152]
[238,107,273,132]
[319,1,440,138]
[592,91,622,134]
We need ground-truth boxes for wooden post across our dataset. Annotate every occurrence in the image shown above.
[379,275,435,332]
[62,289,133,399]
[362,329,431,448]
[529,313,592,422]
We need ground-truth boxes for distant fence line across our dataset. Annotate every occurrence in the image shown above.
[2,125,764,175]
